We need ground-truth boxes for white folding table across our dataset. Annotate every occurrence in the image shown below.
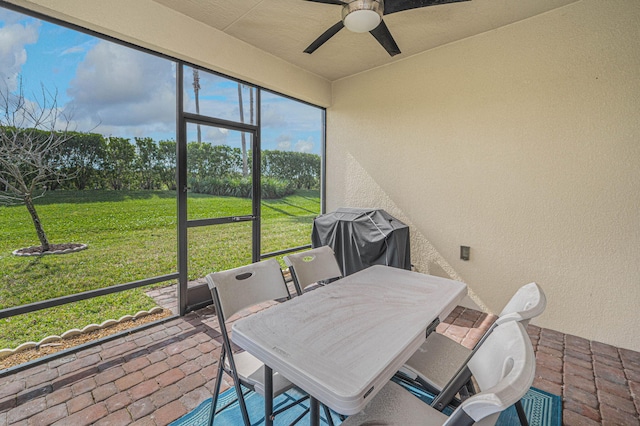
[232,265,467,425]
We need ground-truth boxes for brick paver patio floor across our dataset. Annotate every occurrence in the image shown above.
[1,294,639,425]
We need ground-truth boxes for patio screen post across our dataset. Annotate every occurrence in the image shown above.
[177,64,189,316]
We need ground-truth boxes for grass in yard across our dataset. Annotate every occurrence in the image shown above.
[0,191,178,307]
[0,189,319,349]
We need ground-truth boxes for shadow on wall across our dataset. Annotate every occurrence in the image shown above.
[341,151,488,312]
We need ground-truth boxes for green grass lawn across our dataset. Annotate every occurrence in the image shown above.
[0,189,319,349]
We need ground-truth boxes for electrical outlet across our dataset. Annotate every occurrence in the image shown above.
[460,246,470,261]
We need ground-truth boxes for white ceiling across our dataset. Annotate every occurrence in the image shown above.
[152,0,578,81]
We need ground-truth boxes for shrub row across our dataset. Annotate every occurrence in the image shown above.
[188,176,295,199]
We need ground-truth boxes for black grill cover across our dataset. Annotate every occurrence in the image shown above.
[311,208,411,276]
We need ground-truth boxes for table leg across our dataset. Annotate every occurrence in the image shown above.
[265,365,273,426]
[310,396,320,426]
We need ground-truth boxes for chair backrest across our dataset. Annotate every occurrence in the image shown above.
[495,282,547,328]
[469,282,545,353]
[444,321,536,426]
[430,282,545,412]
[283,246,343,294]
[205,258,290,321]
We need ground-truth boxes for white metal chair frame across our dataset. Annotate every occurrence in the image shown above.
[206,259,309,426]
[343,320,537,426]
[284,246,343,295]
[399,282,546,425]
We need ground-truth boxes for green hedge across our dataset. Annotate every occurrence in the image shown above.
[188,176,295,199]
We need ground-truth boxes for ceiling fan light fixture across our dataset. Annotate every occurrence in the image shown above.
[342,0,383,33]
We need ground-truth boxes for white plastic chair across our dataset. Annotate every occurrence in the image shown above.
[398,282,546,424]
[284,246,343,295]
[206,259,302,425]
[342,320,536,426]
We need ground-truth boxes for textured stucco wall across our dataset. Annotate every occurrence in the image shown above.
[4,0,332,107]
[7,0,640,351]
[328,0,640,351]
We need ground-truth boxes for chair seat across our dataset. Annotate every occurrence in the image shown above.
[231,351,295,397]
[341,381,449,426]
[401,332,471,390]
[350,321,536,426]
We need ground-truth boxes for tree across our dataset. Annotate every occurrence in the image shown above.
[157,139,177,190]
[193,68,202,143]
[262,150,320,189]
[134,137,159,190]
[0,84,73,252]
[209,145,243,176]
[103,137,135,190]
[57,131,106,190]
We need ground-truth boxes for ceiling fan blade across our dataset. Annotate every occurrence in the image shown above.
[369,20,401,56]
[304,21,345,54]
[384,0,470,15]
[304,0,347,5]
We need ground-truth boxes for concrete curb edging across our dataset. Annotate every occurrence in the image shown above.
[12,243,88,257]
[0,306,164,360]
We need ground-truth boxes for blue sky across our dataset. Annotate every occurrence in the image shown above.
[0,7,323,154]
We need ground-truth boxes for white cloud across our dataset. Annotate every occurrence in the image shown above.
[182,69,257,125]
[270,133,315,153]
[204,126,229,143]
[0,87,70,135]
[260,102,287,128]
[295,137,315,153]
[60,43,90,56]
[0,13,39,92]
[276,133,292,150]
[65,40,176,137]
[277,140,292,150]
[260,92,322,132]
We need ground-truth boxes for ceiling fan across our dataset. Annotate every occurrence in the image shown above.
[303,0,470,57]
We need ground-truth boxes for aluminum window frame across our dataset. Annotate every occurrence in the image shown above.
[0,0,326,324]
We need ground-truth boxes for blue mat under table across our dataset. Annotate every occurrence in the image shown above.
[170,387,339,426]
[171,382,561,426]
[395,378,562,426]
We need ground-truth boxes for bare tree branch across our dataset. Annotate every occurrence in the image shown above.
[0,80,74,251]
